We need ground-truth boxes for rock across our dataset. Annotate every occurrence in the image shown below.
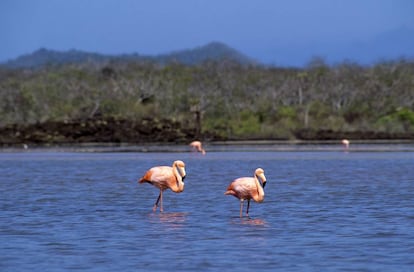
[0,117,223,146]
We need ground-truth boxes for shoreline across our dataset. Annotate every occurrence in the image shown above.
[1,139,414,153]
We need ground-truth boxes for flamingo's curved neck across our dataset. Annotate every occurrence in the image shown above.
[254,174,265,199]
[172,165,184,192]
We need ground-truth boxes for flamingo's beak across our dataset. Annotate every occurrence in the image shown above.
[178,166,186,182]
[262,180,267,188]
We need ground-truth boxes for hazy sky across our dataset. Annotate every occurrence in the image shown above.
[1,0,414,65]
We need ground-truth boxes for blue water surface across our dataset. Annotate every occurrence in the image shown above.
[1,150,414,271]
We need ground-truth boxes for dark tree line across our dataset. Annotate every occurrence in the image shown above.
[0,58,413,141]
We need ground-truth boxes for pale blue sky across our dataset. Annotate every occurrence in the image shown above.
[1,0,414,66]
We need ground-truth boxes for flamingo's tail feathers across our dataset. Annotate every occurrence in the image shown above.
[138,170,153,184]
[224,189,234,195]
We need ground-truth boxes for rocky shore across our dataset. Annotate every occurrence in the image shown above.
[0,117,413,146]
[0,117,224,146]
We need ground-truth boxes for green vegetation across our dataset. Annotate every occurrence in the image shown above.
[0,58,414,141]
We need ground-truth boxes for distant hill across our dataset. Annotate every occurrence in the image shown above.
[0,48,116,69]
[154,42,256,65]
[0,42,257,69]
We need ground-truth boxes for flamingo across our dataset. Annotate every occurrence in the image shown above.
[189,140,206,155]
[224,168,267,217]
[138,160,186,212]
[342,139,350,150]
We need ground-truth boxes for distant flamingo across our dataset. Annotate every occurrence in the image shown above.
[189,140,206,155]
[138,160,186,212]
[225,168,267,217]
[342,139,350,150]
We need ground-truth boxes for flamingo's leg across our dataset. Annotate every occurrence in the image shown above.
[153,191,162,212]
[239,200,244,217]
[246,199,251,217]
[160,190,164,212]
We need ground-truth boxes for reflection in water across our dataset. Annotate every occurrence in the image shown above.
[148,212,188,229]
[232,217,268,227]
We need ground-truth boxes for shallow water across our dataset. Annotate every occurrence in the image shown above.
[1,150,414,271]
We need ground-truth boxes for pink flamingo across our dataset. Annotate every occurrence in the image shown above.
[138,160,186,212]
[342,139,350,150]
[189,140,206,155]
[224,168,267,217]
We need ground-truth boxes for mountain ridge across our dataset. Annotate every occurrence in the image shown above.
[0,42,257,69]
[3,26,414,69]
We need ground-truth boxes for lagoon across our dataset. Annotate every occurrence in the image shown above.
[1,148,414,271]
